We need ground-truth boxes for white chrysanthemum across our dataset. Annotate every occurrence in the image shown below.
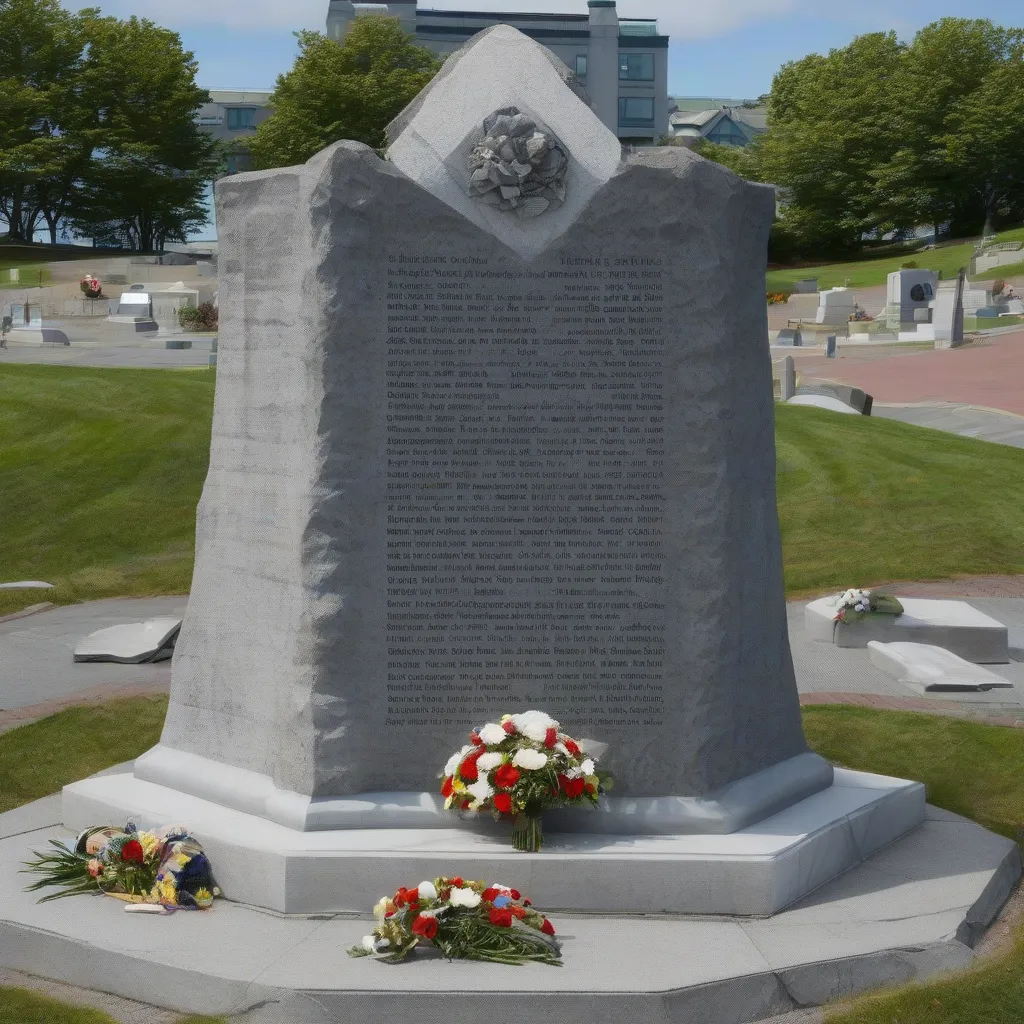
[449,887,482,908]
[361,935,376,951]
[418,880,437,901]
[511,710,557,743]
[478,723,507,746]
[512,748,548,771]
[579,758,595,776]
[477,752,503,772]
[467,779,494,803]
[444,744,474,777]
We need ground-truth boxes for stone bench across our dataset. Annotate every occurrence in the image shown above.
[868,641,1015,693]
[804,597,1009,663]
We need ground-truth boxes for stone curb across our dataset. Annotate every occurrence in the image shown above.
[0,602,54,625]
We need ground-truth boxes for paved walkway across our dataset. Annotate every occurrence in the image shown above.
[872,403,1024,448]
[3,585,1023,734]
[0,338,214,368]
[796,330,1024,416]
[0,598,185,720]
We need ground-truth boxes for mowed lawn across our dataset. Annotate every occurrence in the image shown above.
[0,365,214,616]
[765,225,1024,293]
[1,365,1024,616]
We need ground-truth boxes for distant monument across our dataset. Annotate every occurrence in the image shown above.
[66,26,921,916]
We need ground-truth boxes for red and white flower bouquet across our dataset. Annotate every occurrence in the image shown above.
[348,876,561,965]
[440,710,612,851]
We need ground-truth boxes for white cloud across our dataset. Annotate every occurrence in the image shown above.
[69,0,808,38]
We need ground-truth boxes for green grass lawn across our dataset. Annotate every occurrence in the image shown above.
[2,366,1023,616]
[0,365,214,617]
[766,226,1024,293]
[774,403,1024,594]
[0,986,225,1024]
[808,708,1024,1024]
[0,259,50,290]
[972,259,1024,282]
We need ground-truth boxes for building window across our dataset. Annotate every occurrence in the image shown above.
[575,54,587,77]
[619,97,655,123]
[619,53,654,81]
[226,107,257,130]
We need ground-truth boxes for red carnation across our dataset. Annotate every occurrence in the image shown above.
[120,839,145,863]
[460,799,472,810]
[502,720,517,735]
[541,918,556,936]
[470,732,484,746]
[559,775,586,799]
[489,907,513,928]
[450,877,464,888]
[481,887,500,902]
[407,888,420,905]
[393,887,412,908]
[459,758,479,782]
[441,776,454,798]
[412,915,439,939]
[509,889,521,900]
[493,792,513,814]
[493,764,520,789]
[564,739,581,758]
[509,905,527,920]
[544,727,558,749]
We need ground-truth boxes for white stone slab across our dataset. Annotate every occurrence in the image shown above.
[805,597,1009,663]
[73,617,181,664]
[62,766,925,917]
[0,581,54,589]
[1,795,1018,1024]
[867,641,1014,693]
[787,395,859,414]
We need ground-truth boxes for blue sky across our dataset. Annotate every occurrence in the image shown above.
[71,0,1022,100]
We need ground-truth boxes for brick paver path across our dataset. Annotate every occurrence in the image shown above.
[796,330,1024,416]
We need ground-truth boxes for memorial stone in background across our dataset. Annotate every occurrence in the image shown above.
[137,26,831,833]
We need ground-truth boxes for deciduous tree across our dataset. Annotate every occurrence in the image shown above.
[248,18,441,171]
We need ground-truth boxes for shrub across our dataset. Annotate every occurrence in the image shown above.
[178,302,218,332]
[900,260,918,269]
[992,279,1006,297]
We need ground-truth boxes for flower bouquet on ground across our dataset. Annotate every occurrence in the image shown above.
[22,821,219,913]
[79,274,103,299]
[348,877,561,965]
[440,710,612,852]
[831,588,904,623]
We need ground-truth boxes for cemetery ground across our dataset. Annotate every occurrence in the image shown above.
[764,225,1024,294]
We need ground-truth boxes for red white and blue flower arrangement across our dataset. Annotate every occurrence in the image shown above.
[441,710,612,851]
[349,877,561,965]
[22,821,219,914]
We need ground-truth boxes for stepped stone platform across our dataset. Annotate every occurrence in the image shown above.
[1,793,1018,1024]
[64,765,924,917]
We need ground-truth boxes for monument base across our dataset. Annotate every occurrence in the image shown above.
[132,744,834,834]
[63,766,924,916]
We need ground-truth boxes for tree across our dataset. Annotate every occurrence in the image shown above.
[0,0,93,242]
[945,51,1024,235]
[757,31,907,254]
[67,14,220,251]
[248,18,441,171]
